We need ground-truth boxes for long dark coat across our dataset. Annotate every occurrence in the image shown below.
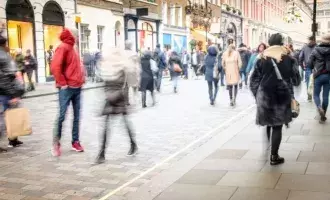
[250,46,298,126]
[140,53,154,92]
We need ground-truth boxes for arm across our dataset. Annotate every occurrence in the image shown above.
[249,59,263,98]
[299,48,305,68]
[51,46,67,87]
[246,54,256,74]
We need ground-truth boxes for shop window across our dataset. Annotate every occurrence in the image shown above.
[178,7,182,27]
[7,21,34,57]
[140,22,153,50]
[80,24,90,55]
[97,26,104,50]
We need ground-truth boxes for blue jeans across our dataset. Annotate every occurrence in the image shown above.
[172,76,179,89]
[54,88,81,143]
[156,68,164,91]
[207,80,219,102]
[313,74,330,112]
[305,67,312,89]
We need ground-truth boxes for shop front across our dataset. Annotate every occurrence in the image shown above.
[1,0,75,83]
[161,25,188,53]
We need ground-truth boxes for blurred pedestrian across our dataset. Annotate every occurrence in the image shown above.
[299,36,316,101]
[218,47,225,86]
[168,51,182,93]
[222,44,242,106]
[15,49,24,75]
[307,34,330,123]
[51,28,85,157]
[24,49,37,91]
[237,43,251,89]
[96,47,138,164]
[250,33,300,165]
[153,44,167,92]
[124,40,140,106]
[204,45,221,105]
[0,26,25,149]
[181,50,190,79]
[140,50,156,108]
[246,43,267,76]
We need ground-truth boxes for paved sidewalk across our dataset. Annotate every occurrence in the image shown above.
[113,99,330,200]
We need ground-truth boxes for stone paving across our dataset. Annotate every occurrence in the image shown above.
[0,79,255,200]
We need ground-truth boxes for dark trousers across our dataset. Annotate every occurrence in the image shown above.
[220,69,225,85]
[207,80,219,102]
[141,91,155,106]
[156,69,164,91]
[54,88,81,143]
[26,70,34,90]
[228,84,238,100]
[99,114,136,156]
[183,64,188,78]
[313,74,330,112]
[266,125,283,155]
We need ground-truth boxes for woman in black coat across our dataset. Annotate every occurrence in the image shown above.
[140,51,155,108]
[250,33,300,165]
[168,51,182,93]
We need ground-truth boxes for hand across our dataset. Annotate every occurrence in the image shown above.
[9,98,20,105]
[60,85,68,90]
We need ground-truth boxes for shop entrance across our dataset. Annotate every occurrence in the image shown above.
[139,22,153,51]
[6,0,35,57]
[43,1,64,81]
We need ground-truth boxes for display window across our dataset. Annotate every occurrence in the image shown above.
[139,22,154,51]
[43,25,63,77]
[7,20,34,57]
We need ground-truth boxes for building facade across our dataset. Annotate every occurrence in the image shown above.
[160,0,188,53]
[1,0,76,83]
[77,0,124,55]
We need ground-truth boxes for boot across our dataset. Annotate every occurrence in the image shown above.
[95,151,105,164]
[127,142,138,156]
[270,154,285,165]
[142,92,147,108]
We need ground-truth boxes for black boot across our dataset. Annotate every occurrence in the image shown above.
[127,143,138,156]
[95,151,105,164]
[142,92,147,108]
[270,154,285,165]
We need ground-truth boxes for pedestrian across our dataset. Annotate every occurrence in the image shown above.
[222,44,242,106]
[299,36,316,101]
[204,45,221,105]
[218,47,225,86]
[96,47,138,164]
[181,50,190,79]
[51,28,85,157]
[250,33,300,165]
[191,49,199,79]
[140,50,156,108]
[168,51,182,93]
[124,40,140,106]
[153,44,167,92]
[246,43,267,77]
[307,34,330,123]
[237,43,251,89]
[15,49,24,76]
[24,49,37,91]
[46,45,54,71]
[0,26,25,149]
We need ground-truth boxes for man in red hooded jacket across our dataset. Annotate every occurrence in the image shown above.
[51,28,85,157]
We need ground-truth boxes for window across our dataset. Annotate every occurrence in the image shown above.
[178,7,182,27]
[326,11,330,16]
[163,2,168,24]
[97,26,104,50]
[328,21,330,29]
[80,24,89,55]
[170,4,175,26]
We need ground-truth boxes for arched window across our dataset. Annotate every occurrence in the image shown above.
[6,0,34,22]
[42,1,64,26]
[142,22,153,32]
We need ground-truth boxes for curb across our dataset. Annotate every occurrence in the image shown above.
[22,85,105,99]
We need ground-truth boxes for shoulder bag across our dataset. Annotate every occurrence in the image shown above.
[271,59,300,118]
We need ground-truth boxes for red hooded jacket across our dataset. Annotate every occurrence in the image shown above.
[51,28,85,88]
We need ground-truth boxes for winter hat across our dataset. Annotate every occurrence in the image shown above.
[268,33,283,46]
[321,34,330,44]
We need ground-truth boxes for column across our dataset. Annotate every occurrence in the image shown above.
[34,5,46,83]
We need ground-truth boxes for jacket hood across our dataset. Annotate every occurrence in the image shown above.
[314,44,330,56]
[262,45,289,62]
[60,28,75,46]
[207,46,218,56]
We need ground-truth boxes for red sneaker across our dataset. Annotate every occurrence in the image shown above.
[52,143,61,157]
[72,141,84,152]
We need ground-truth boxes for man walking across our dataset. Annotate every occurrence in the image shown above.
[181,50,190,79]
[51,28,85,157]
[154,44,166,92]
[299,36,316,101]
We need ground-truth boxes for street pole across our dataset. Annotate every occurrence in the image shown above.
[312,0,317,39]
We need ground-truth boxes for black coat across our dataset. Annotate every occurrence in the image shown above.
[24,55,37,72]
[168,54,182,77]
[0,48,24,98]
[250,47,297,126]
[307,43,330,78]
[140,54,154,92]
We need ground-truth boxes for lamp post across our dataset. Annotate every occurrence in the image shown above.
[312,0,317,39]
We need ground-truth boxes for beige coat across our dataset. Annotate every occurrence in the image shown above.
[222,51,242,85]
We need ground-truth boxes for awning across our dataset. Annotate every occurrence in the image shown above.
[192,30,220,44]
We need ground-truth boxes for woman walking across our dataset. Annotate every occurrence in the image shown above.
[140,50,156,108]
[250,33,300,165]
[222,44,242,106]
[307,34,330,123]
[96,47,138,164]
[246,43,267,76]
[168,51,182,93]
[204,45,221,105]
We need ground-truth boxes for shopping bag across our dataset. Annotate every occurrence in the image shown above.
[5,108,32,138]
[307,75,314,96]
